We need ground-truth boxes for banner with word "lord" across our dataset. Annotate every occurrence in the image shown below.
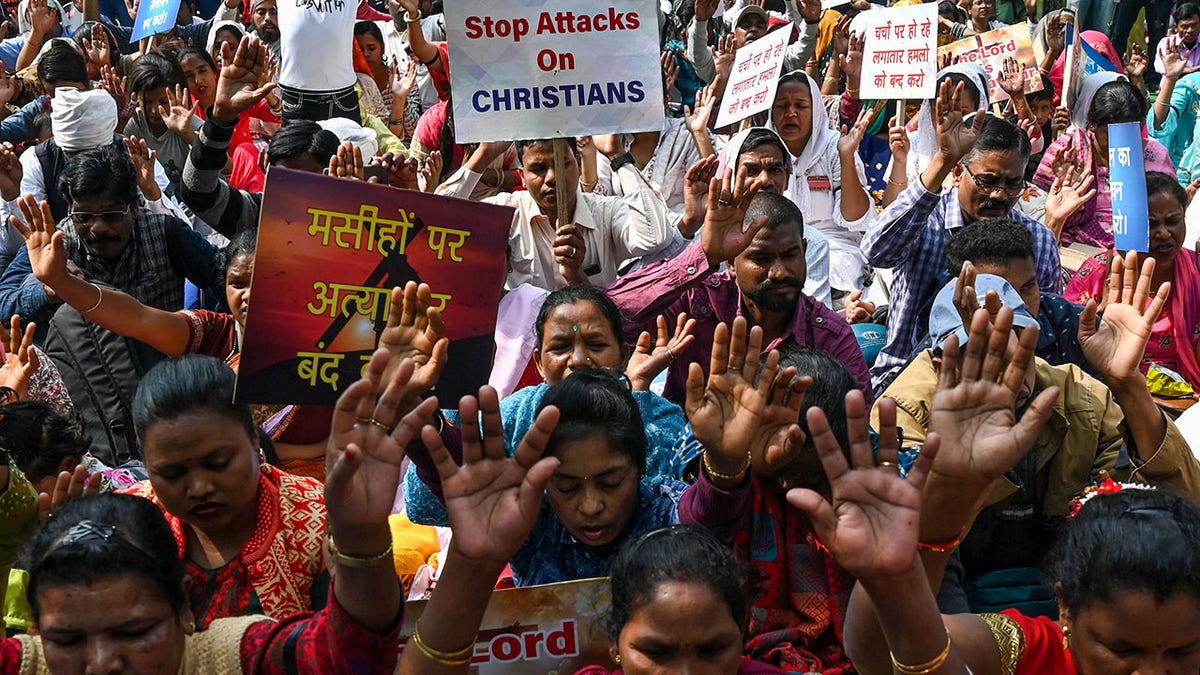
[858,3,937,100]
[399,578,613,671]
[130,0,182,41]
[1107,121,1150,253]
[715,24,790,129]
[445,0,665,143]
[938,25,1045,103]
[236,169,512,405]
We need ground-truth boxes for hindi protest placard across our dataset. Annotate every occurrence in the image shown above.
[445,0,665,143]
[858,3,937,100]
[235,169,512,406]
[714,25,790,128]
[1107,121,1149,253]
[938,25,1044,103]
[130,0,182,41]
[400,578,613,672]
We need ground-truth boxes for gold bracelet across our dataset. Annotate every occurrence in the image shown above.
[845,85,860,95]
[84,283,103,313]
[888,177,908,188]
[410,621,475,666]
[890,627,953,675]
[702,450,750,482]
[328,536,393,568]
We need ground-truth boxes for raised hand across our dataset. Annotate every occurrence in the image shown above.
[1046,13,1067,57]
[1124,43,1148,82]
[328,142,365,181]
[837,103,881,157]
[12,196,68,286]
[712,34,737,84]
[1043,162,1096,234]
[700,165,769,267]
[661,50,680,92]
[0,73,19,108]
[158,85,197,137]
[35,464,101,525]
[798,0,822,22]
[684,85,717,135]
[99,66,132,124]
[0,314,37,401]
[685,317,784,485]
[422,386,561,564]
[212,35,278,125]
[1078,250,1170,386]
[933,79,986,163]
[0,142,22,202]
[417,149,442,193]
[1051,105,1071,140]
[753,365,809,475]
[551,220,587,285]
[378,281,449,401]
[888,113,911,166]
[840,31,865,95]
[27,0,57,37]
[389,57,418,101]
[681,154,718,238]
[998,56,1024,99]
[123,137,161,200]
[627,312,696,391]
[786,393,940,579]
[1161,36,1188,82]
[694,0,719,23]
[82,22,111,67]
[926,308,1059,495]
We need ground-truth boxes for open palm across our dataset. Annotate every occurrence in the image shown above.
[1079,250,1170,385]
[424,386,559,565]
[378,281,449,398]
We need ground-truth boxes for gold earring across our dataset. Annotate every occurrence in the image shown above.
[1061,624,1071,650]
[613,653,622,665]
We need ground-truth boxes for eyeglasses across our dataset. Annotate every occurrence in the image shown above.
[68,209,127,225]
[962,165,1025,196]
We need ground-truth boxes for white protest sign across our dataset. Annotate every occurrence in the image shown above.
[445,1,665,143]
[858,3,937,100]
[715,26,791,128]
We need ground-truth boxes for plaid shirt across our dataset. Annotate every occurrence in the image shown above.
[861,182,1061,389]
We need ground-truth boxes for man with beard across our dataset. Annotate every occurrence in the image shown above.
[862,82,1061,392]
[608,183,870,406]
[250,0,280,74]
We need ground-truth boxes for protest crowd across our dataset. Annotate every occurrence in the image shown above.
[0,0,1193,670]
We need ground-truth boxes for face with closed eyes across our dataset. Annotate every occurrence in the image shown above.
[545,435,640,548]
[1063,590,1200,675]
[613,580,745,674]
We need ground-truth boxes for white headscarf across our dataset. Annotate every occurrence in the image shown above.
[908,63,991,182]
[765,70,840,213]
[1072,71,1127,130]
[205,19,245,56]
[51,87,118,153]
[318,117,379,158]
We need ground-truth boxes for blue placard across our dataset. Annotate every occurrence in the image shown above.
[130,0,182,42]
[1107,121,1149,253]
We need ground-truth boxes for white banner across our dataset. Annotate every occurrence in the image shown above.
[445,1,665,143]
[858,3,938,100]
[714,25,790,129]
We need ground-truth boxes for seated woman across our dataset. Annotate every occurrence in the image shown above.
[1033,74,1176,248]
[180,46,280,166]
[817,315,1200,675]
[21,224,328,478]
[401,283,695,525]
[577,525,785,675]
[119,354,328,630]
[0,348,550,673]
[414,369,685,586]
[679,323,861,673]
[766,70,875,300]
[1064,172,1200,388]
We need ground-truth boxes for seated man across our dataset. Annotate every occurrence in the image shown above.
[874,269,1200,614]
[438,138,678,291]
[0,145,224,324]
[915,218,1097,378]
[862,83,1064,392]
[685,1,823,84]
[608,187,870,405]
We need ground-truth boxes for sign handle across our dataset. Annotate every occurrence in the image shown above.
[553,138,571,228]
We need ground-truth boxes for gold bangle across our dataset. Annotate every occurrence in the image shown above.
[702,450,750,482]
[328,536,393,568]
[83,283,103,313]
[890,627,953,675]
[410,621,476,666]
[581,180,597,192]
[888,177,908,188]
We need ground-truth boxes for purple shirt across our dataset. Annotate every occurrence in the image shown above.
[606,242,873,406]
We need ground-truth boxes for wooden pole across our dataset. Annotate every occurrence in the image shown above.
[553,138,570,228]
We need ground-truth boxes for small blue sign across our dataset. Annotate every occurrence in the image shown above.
[1107,121,1149,253]
[130,0,182,42]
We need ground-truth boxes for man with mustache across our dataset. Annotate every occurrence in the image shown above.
[862,82,1064,393]
[608,179,870,406]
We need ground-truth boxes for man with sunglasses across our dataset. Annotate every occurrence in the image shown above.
[861,82,1066,394]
